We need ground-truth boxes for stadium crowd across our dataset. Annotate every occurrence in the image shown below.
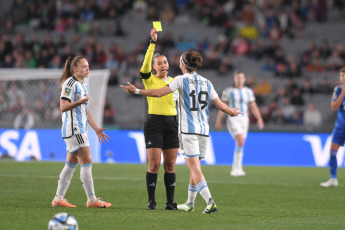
[0,0,345,130]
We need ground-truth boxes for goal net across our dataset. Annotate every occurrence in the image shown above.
[0,68,110,162]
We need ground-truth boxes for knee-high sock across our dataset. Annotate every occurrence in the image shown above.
[233,146,243,170]
[55,162,77,200]
[80,163,97,202]
[146,171,157,202]
[330,150,338,178]
[196,181,212,204]
[164,172,176,204]
[186,184,197,205]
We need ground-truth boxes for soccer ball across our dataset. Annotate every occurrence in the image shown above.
[48,212,78,230]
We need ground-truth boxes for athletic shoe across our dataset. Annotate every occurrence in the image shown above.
[320,178,338,187]
[165,202,178,210]
[202,198,217,214]
[177,203,194,212]
[86,198,111,208]
[52,198,76,208]
[230,169,246,177]
[147,200,157,210]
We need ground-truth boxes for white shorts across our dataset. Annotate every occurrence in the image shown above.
[64,133,90,154]
[226,116,249,138]
[180,133,208,158]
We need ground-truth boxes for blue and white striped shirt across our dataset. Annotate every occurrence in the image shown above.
[60,76,88,138]
[221,86,255,117]
[169,72,218,136]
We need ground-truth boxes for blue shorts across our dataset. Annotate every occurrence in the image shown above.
[332,127,345,146]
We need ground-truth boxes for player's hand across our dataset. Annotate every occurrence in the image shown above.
[215,121,222,131]
[257,119,264,130]
[341,85,345,96]
[96,128,110,144]
[229,107,242,117]
[77,94,89,104]
[120,82,137,94]
[150,28,158,42]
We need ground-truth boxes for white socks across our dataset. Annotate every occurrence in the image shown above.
[80,163,97,202]
[55,162,77,201]
[196,181,212,204]
[187,184,197,205]
[233,148,243,170]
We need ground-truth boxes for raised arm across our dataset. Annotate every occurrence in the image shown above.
[331,86,345,111]
[140,28,158,77]
[212,97,242,117]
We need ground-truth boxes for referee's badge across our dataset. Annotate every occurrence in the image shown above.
[64,88,71,96]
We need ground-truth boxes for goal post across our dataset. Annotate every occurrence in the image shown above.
[0,68,110,162]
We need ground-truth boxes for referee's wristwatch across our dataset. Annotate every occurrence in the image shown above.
[150,39,157,44]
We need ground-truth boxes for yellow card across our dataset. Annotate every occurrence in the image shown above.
[153,21,162,31]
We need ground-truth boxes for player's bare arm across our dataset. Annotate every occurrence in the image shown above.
[249,102,264,129]
[87,108,110,144]
[331,86,345,111]
[60,94,89,112]
[120,82,173,97]
[212,97,242,117]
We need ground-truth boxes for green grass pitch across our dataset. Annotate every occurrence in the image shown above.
[0,161,345,230]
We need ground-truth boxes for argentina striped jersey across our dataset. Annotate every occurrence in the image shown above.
[60,76,88,138]
[169,73,218,136]
[221,86,255,117]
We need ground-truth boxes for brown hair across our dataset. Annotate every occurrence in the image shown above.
[181,51,202,72]
[60,56,85,91]
[339,67,345,73]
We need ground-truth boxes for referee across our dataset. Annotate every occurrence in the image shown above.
[140,28,179,210]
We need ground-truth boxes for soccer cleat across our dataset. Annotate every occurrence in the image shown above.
[202,198,217,214]
[320,178,338,187]
[52,198,76,208]
[86,198,111,208]
[147,200,157,210]
[230,169,246,177]
[177,203,194,212]
[165,202,178,210]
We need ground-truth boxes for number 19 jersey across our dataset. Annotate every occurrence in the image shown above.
[169,73,218,136]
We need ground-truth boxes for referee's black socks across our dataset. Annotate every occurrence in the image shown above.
[146,171,157,203]
[164,172,176,204]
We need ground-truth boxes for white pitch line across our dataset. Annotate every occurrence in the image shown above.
[1,174,341,187]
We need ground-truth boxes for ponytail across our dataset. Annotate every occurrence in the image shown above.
[60,56,85,91]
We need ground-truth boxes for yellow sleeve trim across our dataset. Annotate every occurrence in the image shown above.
[140,43,155,74]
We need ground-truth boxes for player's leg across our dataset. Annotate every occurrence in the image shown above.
[232,134,246,177]
[52,151,78,208]
[162,148,178,210]
[76,144,111,208]
[320,142,340,187]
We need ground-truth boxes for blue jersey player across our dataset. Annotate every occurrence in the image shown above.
[321,67,345,187]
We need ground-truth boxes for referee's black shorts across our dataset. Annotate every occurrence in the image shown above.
[144,114,179,149]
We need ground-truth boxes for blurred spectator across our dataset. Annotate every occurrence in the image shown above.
[300,77,316,94]
[103,98,116,125]
[290,89,304,106]
[255,77,272,96]
[303,104,322,128]
[316,77,333,94]
[14,106,35,129]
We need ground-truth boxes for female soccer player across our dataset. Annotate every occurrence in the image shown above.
[51,56,111,208]
[120,51,242,213]
[140,28,179,210]
[215,71,264,177]
[320,67,345,187]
